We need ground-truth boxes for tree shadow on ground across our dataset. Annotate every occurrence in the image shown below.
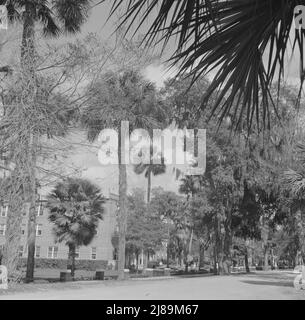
[240,280,294,288]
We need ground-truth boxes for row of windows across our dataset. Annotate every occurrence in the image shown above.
[1,224,102,238]
[0,224,43,236]
[1,244,118,261]
[17,246,99,260]
[0,203,44,218]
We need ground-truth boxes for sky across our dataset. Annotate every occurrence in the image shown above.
[75,1,177,87]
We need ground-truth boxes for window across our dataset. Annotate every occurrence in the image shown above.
[0,224,6,236]
[18,245,24,257]
[47,246,58,259]
[0,206,7,217]
[75,247,80,259]
[36,224,42,236]
[35,246,40,258]
[36,203,43,216]
[91,247,97,260]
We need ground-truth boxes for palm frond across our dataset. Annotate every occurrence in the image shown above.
[37,3,61,37]
[54,0,91,33]
[108,0,305,130]
[283,168,305,198]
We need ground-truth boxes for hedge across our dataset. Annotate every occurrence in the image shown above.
[18,258,109,271]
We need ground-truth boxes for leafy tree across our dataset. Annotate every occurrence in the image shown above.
[125,189,166,268]
[162,73,301,274]
[47,178,105,278]
[149,188,187,267]
[283,143,305,264]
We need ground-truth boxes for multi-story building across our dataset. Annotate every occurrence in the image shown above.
[0,194,119,264]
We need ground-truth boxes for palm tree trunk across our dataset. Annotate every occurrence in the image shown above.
[25,188,37,283]
[118,131,128,280]
[68,244,76,278]
[147,167,151,203]
[22,2,38,284]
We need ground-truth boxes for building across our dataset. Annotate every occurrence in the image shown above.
[0,194,119,264]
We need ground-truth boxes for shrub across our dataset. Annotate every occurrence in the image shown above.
[18,258,108,271]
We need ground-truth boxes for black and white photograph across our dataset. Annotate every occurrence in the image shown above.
[0,0,305,306]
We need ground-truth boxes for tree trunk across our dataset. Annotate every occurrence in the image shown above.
[23,2,38,283]
[143,251,148,269]
[25,192,37,283]
[68,244,76,278]
[184,249,188,273]
[136,252,139,270]
[2,0,38,284]
[25,134,37,283]
[260,213,270,271]
[147,167,151,203]
[166,223,170,268]
[220,209,232,275]
[118,130,128,280]
[188,229,194,256]
[245,249,250,273]
[198,242,205,271]
[263,246,269,271]
[2,175,24,281]
[296,209,305,266]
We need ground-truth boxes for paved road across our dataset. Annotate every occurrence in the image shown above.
[1,271,305,300]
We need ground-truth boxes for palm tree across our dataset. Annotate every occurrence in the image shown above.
[178,176,201,200]
[134,147,166,203]
[0,0,92,282]
[82,69,164,279]
[106,0,305,129]
[47,178,105,278]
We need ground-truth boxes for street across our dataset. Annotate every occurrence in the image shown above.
[1,271,304,300]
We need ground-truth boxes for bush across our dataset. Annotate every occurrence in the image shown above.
[18,258,108,271]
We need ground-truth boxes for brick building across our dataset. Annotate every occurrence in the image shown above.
[0,194,119,264]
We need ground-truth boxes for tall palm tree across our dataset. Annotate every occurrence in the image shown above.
[1,0,92,282]
[82,70,164,279]
[106,0,305,129]
[134,147,166,203]
[47,178,105,278]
